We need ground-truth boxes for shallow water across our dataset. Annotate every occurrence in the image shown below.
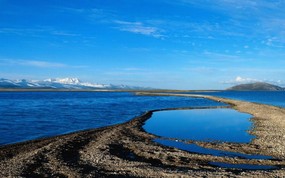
[0,91,225,145]
[144,108,254,143]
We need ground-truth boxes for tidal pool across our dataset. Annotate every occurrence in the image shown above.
[143,108,254,143]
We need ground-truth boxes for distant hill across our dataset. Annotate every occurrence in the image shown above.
[227,82,285,91]
[0,78,151,90]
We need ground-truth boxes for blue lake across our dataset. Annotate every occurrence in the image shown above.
[143,109,254,143]
[181,91,285,108]
[0,91,225,145]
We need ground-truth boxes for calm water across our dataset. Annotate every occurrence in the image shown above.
[0,91,225,145]
[182,91,285,108]
[144,109,254,143]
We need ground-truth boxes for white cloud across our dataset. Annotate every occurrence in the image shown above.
[222,76,260,85]
[113,20,164,38]
[183,66,219,74]
[51,31,80,37]
[122,67,145,71]
[223,76,284,86]
[61,7,116,20]
[176,0,283,13]
[236,76,260,83]
[0,28,46,36]
[0,27,82,38]
[262,37,285,48]
[164,0,285,47]
[21,60,67,68]
[203,51,241,61]
[59,8,165,38]
[0,59,87,68]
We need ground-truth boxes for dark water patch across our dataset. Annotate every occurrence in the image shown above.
[144,108,254,143]
[155,139,273,160]
[210,162,277,170]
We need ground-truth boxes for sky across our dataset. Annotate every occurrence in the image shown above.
[0,0,285,89]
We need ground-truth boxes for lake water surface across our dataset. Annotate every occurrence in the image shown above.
[0,91,225,145]
[181,91,285,108]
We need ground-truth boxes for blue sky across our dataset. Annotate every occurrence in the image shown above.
[0,0,285,89]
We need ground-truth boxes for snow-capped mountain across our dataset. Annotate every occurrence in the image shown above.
[43,78,81,85]
[39,78,111,89]
[0,78,150,90]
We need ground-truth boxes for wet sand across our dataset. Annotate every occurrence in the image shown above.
[1,92,285,177]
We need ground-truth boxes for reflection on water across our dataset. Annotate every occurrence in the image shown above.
[144,108,254,143]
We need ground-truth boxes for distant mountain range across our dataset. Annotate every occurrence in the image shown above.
[0,78,150,90]
[227,82,285,91]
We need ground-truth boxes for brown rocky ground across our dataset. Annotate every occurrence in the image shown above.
[0,92,285,177]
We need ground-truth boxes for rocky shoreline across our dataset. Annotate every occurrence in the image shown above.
[1,93,285,177]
